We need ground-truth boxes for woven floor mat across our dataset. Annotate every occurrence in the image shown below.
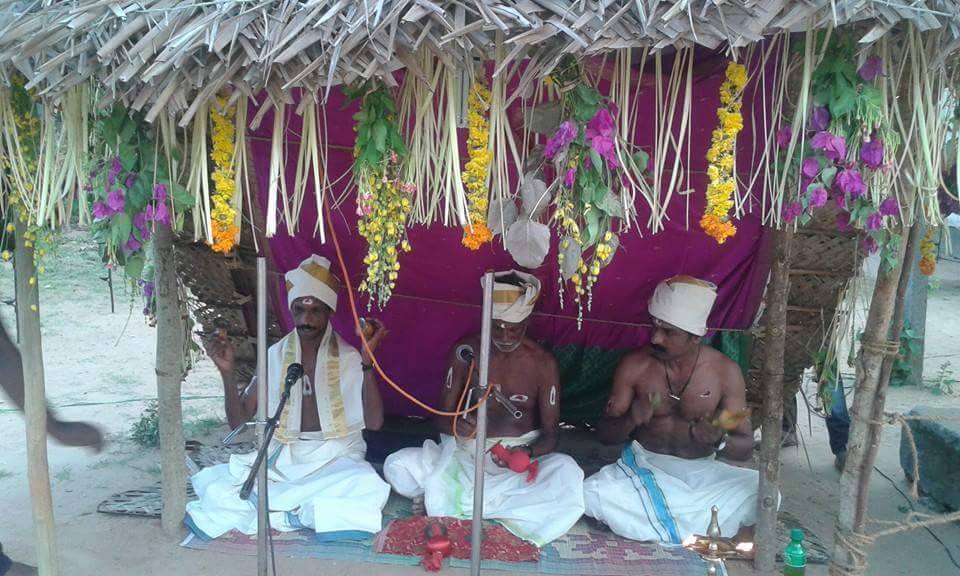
[98,441,253,517]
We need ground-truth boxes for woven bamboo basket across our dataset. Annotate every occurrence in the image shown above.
[746,205,860,427]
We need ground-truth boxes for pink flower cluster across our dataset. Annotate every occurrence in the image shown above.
[586,106,618,170]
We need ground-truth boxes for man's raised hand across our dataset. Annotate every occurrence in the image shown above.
[359,318,388,363]
[210,331,236,375]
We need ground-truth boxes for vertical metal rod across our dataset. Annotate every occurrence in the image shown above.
[470,271,495,576]
[108,268,115,314]
[256,258,269,576]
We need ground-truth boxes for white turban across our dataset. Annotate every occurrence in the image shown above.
[284,254,340,311]
[489,270,541,323]
[648,275,717,337]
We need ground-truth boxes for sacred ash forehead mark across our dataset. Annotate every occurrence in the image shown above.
[445,367,454,389]
[549,385,557,406]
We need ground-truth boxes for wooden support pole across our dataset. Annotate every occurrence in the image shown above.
[13,212,60,576]
[154,222,187,536]
[856,220,922,526]
[830,230,909,575]
[754,226,793,572]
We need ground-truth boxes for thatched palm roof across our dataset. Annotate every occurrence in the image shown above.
[0,1,959,122]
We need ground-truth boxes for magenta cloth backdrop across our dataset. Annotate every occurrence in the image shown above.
[251,52,774,417]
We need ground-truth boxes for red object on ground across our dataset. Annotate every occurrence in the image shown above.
[425,535,451,556]
[421,523,451,571]
[422,550,444,572]
[376,516,540,563]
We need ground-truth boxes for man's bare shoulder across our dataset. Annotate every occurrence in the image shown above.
[522,338,556,362]
[618,347,661,373]
[699,345,745,388]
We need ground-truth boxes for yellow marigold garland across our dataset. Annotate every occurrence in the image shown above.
[919,227,936,276]
[462,80,493,250]
[2,74,52,280]
[700,62,747,244]
[210,96,239,254]
[357,156,413,307]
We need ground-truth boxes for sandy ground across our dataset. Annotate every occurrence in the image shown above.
[1,231,958,576]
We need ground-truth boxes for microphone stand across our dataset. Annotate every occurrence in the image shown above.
[240,378,297,500]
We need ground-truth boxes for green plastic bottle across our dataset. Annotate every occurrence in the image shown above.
[783,528,807,576]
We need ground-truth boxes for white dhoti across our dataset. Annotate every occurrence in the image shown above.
[584,441,759,543]
[186,432,390,538]
[383,432,585,546]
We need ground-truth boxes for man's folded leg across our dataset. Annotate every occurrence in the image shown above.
[279,457,391,534]
[584,443,760,543]
[383,439,445,499]
[417,436,585,546]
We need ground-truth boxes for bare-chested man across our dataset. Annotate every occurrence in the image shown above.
[186,255,390,539]
[384,271,584,546]
[584,276,759,543]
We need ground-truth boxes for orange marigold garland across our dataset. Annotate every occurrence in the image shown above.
[462,79,493,250]
[700,62,747,244]
[210,96,239,254]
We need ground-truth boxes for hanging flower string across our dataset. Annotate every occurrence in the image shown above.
[778,41,902,267]
[462,79,493,250]
[1,74,53,277]
[545,56,631,327]
[346,81,413,309]
[210,96,238,254]
[700,62,747,244]
[918,227,936,276]
[86,104,189,316]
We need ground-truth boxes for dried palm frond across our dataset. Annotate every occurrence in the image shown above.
[4,1,957,127]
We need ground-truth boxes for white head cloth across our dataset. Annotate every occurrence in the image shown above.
[648,275,718,337]
[489,270,541,323]
[285,254,340,311]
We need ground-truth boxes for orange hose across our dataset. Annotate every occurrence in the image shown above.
[323,196,490,418]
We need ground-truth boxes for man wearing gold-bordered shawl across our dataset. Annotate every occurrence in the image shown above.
[186,255,390,538]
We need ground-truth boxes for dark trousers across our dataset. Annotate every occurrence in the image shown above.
[0,542,12,576]
[782,392,798,435]
[826,376,850,455]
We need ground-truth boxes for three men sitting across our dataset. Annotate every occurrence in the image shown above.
[190,258,759,547]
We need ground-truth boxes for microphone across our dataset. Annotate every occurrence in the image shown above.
[455,344,475,363]
[284,363,304,392]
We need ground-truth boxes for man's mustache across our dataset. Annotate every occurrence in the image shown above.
[651,344,667,354]
[297,325,319,331]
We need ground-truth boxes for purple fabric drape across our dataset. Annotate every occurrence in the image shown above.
[251,52,774,416]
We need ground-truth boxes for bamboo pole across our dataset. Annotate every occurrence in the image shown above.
[830,231,908,575]
[855,219,923,527]
[754,225,793,572]
[153,222,187,536]
[13,211,60,576]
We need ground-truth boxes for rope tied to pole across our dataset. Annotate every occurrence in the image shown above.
[860,337,902,357]
[833,510,960,575]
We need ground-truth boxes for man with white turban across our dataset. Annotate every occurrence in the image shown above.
[186,255,391,539]
[584,275,758,543]
[383,271,585,546]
